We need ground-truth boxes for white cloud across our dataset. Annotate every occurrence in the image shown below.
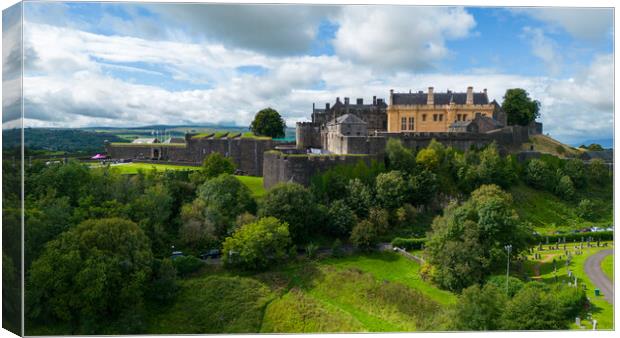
[19,18,612,145]
[333,6,476,71]
[521,27,562,76]
[145,4,338,56]
[515,8,613,42]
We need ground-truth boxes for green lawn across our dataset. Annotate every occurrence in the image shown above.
[601,254,613,282]
[92,163,266,197]
[524,243,614,330]
[236,175,266,198]
[105,162,199,174]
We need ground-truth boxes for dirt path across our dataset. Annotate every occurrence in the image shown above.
[584,249,613,304]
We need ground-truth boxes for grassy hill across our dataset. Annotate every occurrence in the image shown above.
[521,134,585,158]
[146,252,451,334]
[510,183,613,234]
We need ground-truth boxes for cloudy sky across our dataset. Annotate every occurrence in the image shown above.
[2,1,614,145]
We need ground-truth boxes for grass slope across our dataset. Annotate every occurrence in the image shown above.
[149,252,451,334]
[510,183,612,234]
[147,275,274,334]
[521,134,583,158]
[601,254,613,282]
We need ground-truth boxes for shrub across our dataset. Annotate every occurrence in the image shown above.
[326,199,357,237]
[453,283,508,330]
[148,258,178,303]
[577,199,595,220]
[331,239,344,258]
[350,220,379,251]
[555,175,575,200]
[345,178,372,217]
[588,158,609,185]
[525,159,554,190]
[222,217,292,270]
[305,243,319,259]
[486,275,524,298]
[172,255,204,276]
[201,152,236,179]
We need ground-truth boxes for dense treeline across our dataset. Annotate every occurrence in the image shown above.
[2,128,126,155]
[6,138,611,333]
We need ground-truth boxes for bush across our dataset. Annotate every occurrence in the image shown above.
[148,258,179,303]
[201,153,236,179]
[525,159,554,190]
[305,243,319,259]
[555,175,575,200]
[172,255,204,276]
[391,237,426,250]
[350,220,379,251]
[588,158,609,185]
[452,283,508,330]
[222,217,292,270]
[486,275,524,298]
[331,239,344,258]
[326,199,357,237]
[577,199,595,220]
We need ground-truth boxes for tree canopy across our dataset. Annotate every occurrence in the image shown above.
[501,88,540,126]
[27,218,153,333]
[249,108,286,138]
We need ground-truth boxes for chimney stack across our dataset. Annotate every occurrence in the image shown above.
[326,102,330,110]
[427,87,434,105]
[483,88,487,95]
[357,98,363,105]
[373,95,377,105]
[344,97,350,105]
[389,89,394,105]
[466,86,474,105]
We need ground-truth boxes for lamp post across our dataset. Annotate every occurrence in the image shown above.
[505,244,512,292]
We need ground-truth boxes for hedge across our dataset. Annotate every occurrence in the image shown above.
[391,237,426,250]
[390,231,613,251]
[530,231,613,244]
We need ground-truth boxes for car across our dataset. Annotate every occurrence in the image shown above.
[605,227,614,232]
[579,228,591,233]
[170,251,184,260]
[200,249,221,260]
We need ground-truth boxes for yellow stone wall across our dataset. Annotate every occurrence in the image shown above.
[387,104,495,132]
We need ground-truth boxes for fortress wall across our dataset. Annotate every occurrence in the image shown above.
[263,152,382,189]
[107,137,276,176]
[296,122,321,149]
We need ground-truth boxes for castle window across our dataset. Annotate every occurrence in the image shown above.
[408,117,414,130]
[401,117,407,130]
[457,114,462,121]
[433,114,438,122]
[462,114,467,120]
[475,112,482,118]
[422,114,427,122]
[439,114,444,122]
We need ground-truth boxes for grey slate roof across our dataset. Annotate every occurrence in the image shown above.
[162,137,185,144]
[449,120,474,128]
[392,92,489,105]
[328,113,368,126]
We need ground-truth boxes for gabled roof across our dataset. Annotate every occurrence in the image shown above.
[449,120,474,128]
[334,113,367,125]
[162,137,185,144]
[392,92,489,105]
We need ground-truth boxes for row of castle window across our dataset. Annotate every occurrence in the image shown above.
[401,117,415,130]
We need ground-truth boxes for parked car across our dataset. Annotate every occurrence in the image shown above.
[591,227,605,232]
[200,249,221,260]
[170,251,184,260]
[579,228,591,233]
[605,227,614,232]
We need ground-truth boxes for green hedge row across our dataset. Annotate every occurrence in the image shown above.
[391,231,613,251]
[530,231,613,244]
[391,237,426,250]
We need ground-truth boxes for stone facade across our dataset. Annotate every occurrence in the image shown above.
[387,87,503,133]
[312,96,388,132]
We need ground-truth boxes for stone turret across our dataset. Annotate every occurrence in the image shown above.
[427,87,434,105]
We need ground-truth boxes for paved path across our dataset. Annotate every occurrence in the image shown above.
[584,249,613,304]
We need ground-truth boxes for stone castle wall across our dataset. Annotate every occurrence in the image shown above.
[263,151,382,189]
[106,137,276,176]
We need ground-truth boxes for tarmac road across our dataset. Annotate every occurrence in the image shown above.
[584,249,613,304]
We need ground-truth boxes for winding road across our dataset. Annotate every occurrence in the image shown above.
[584,249,613,304]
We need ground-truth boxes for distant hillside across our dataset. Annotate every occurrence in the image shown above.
[2,128,125,155]
[520,134,584,158]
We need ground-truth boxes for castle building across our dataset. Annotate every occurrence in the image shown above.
[312,96,388,131]
[387,87,506,133]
